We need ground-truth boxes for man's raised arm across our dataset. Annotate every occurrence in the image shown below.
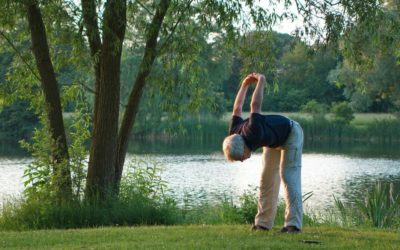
[250,73,266,114]
[232,74,257,117]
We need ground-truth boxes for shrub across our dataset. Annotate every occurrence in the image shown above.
[330,101,355,126]
[0,157,181,230]
[301,100,329,120]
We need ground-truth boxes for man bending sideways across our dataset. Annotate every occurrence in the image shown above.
[222,73,304,233]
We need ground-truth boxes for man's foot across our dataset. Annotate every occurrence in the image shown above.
[251,224,269,231]
[280,226,300,233]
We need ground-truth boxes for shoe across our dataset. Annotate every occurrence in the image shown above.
[251,224,269,231]
[280,226,300,233]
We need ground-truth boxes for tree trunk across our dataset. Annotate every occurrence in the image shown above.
[81,0,102,132]
[26,2,72,201]
[85,0,126,201]
[114,0,171,193]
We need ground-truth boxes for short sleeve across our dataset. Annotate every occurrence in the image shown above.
[229,115,244,134]
[249,113,265,127]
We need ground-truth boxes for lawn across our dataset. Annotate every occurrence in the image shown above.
[1,225,399,249]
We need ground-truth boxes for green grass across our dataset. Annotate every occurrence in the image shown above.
[1,225,399,249]
[350,113,397,125]
[219,112,400,143]
[223,112,397,123]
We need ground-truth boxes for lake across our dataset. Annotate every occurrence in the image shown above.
[1,139,400,213]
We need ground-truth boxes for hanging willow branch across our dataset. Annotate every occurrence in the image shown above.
[0,29,41,81]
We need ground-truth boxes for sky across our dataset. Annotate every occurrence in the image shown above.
[259,1,304,35]
[273,16,302,35]
[72,0,304,35]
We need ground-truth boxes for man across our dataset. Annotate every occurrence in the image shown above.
[222,73,304,233]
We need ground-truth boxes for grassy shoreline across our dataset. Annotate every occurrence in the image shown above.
[1,224,399,249]
[150,112,400,145]
[133,112,400,139]
[221,112,398,122]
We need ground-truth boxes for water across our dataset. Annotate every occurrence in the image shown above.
[1,140,400,213]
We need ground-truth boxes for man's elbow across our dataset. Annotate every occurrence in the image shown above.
[251,102,261,113]
[233,107,242,115]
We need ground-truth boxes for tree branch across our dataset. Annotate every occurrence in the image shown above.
[136,0,154,16]
[81,0,101,57]
[158,0,193,55]
[0,30,41,82]
[115,0,171,190]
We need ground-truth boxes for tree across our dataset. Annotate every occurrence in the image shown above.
[301,99,329,120]
[328,3,400,113]
[330,56,400,112]
[331,101,355,126]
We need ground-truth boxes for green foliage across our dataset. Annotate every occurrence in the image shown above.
[331,55,400,113]
[301,100,329,120]
[120,156,169,203]
[19,114,57,199]
[332,182,400,228]
[0,157,180,230]
[19,85,91,201]
[330,101,355,126]
[328,4,400,113]
[237,186,259,223]
[0,100,38,141]
[237,31,279,81]
[120,0,293,135]
[0,195,181,230]
[276,42,341,109]
[141,31,230,134]
[64,86,91,199]
[356,182,400,228]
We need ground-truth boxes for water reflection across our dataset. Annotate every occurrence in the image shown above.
[304,140,400,159]
[126,138,400,159]
[0,142,29,158]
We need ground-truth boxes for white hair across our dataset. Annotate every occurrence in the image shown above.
[222,134,245,161]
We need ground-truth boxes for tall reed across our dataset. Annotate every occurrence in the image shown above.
[332,182,400,228]
[292,117,400,143]
[133,114,400,144]
[356,182,400,228]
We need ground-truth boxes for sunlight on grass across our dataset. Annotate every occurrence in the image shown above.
[1,225,399,249]
[223,112,397,124]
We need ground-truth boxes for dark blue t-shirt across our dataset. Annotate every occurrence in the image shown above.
[228,113,292,150]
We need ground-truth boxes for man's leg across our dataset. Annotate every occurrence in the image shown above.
[254,147,281,229]
[280,121,304,230]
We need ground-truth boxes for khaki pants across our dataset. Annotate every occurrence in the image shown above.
[254,121,304,229]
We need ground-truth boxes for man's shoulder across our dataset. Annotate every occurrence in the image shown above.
[249,112,267,122]
[229,115,246,134]
[264,114,291,122]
